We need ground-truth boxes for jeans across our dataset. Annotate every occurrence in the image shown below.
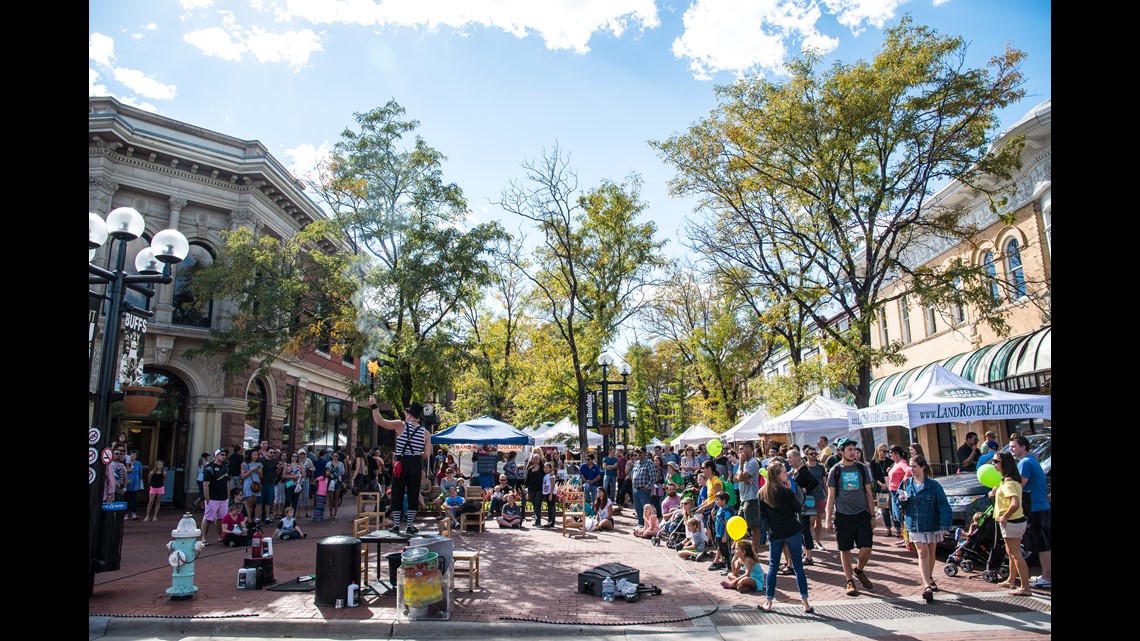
[766,531,809,600]
[633,487,652,526]
[604,475,617,500]
[528,488,544,523]
[582,482,597,507]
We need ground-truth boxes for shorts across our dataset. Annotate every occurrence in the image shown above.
[148,487,165,495]
[1022,509,1051,552]
[260,484,276,505]
[204,499,228,522]
[835,511,874,551]
[739,499,762,530]
[1000,519,1027,539]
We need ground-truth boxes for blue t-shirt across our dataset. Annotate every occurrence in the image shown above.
[580,462,601,484]
[602,456,618,478]
[977,451,997,467]
[714,505,732,540]
[1016,454,1049,512]
[444,495,465,510]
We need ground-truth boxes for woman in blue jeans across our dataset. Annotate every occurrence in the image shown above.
[757,461,813,614]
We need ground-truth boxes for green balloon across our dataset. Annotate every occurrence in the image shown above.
[707,439,723,457]
[977,464,1001,488]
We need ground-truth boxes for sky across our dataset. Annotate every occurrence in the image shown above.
[89,0,1050,348]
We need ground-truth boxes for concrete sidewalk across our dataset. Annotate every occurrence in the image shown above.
[88,497,1049,639]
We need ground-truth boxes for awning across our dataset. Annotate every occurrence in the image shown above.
[869,326,1051,404]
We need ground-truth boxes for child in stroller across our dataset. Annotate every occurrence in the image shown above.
[943,504,1010,583]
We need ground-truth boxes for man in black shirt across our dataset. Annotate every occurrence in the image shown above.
[227,442,244,494]
[956,432,980,473]
[202,449,231,544]
[259,449,280,522]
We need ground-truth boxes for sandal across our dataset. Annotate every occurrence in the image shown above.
[779,566,795,575]
[1008,588,1033,596]
[929,581,939,592]
[922,586,934,603]
[996,581,1016,589]
[802,557,814,566]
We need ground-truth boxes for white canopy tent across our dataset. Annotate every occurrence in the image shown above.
[301,430,348,449]
[532,417,603,449]
[848,364,1052,441]
[670,422,718,448]
[758,395,881,449]
[721,407,773,442]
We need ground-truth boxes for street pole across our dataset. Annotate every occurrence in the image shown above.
[89,208,188,595]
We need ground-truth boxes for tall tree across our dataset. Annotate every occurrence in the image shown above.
[498,145,667,450]
[310,100,507,413]
[652,16,1026,450]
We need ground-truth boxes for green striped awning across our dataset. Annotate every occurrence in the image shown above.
[868,326,1051,402]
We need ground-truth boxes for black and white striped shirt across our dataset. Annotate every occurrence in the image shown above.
[395,423,426,457]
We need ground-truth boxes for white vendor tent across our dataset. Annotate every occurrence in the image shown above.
[532,417,603,449]
[848,364,1052,441]
[760,395,874,449]
[670,422,718,448]
[721,407,772,442]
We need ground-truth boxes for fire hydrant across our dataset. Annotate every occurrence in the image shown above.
[166,512,205,600]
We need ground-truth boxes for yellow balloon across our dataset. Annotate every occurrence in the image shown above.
[726,515,747,541]
[707,438,723,457]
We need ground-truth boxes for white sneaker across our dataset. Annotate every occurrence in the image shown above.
[1029,577,1051,589]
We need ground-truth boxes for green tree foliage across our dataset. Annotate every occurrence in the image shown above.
[651,15,1027,445]
[184,221,360,376]
[498,145,667,449]
[311,100,508,413]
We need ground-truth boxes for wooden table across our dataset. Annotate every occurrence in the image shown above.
[357,529,413,597]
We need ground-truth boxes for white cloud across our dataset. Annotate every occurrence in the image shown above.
[90,68,108,96]
[179,0,215,9]
[112,68,179,101]
[90,32,115,66]
[284,142,331,183]
[274,0,660,54]
[183,9,322,70]
[673,0,838,80]
[821,0,910,34]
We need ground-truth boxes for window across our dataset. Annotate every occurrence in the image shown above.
[1004,238,1027,300]
[983,251,1001,301]
[172,242,215,328]
[245,378,267,448]
[898,296,912,344]
[924,302,937,337]
[877,307,889,346]
[950,276,966,326]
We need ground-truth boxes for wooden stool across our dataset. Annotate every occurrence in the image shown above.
[460,510,486,533]
[452,550,480,591]
[437,516,452,537]
[562,511,586,537]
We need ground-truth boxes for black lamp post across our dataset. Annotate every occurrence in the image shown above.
[88,207,188,595]
[587,352,632,458]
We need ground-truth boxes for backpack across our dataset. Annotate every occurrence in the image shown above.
[721,475,737,508]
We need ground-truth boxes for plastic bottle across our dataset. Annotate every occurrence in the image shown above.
[347,580,359,607]
[602,576,615,602]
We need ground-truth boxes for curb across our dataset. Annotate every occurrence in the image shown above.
[93,616,612,639]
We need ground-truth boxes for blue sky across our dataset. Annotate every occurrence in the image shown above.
[89,0,1050,264]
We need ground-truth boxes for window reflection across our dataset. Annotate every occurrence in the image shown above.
[172,242,215,327]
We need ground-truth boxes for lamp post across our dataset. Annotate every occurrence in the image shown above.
[89,207,188,595]
[587,352,632,458]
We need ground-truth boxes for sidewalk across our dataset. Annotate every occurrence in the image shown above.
[88,497,1049,639]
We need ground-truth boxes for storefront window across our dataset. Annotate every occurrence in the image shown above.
[303,391,349,452]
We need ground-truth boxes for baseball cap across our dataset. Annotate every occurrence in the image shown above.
[986,441,1000,450]
[214,448,226,456]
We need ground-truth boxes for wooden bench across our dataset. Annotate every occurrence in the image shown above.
[452,550,480,591]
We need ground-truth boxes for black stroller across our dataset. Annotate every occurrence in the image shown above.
[652,513,688,549]
[943,504,1009,583]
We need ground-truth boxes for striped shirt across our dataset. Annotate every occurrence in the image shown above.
[395,423,426,457]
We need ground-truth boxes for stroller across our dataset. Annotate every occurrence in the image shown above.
[652,512,688,549]
[943,504,1009,583]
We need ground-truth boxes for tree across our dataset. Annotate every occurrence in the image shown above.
[184,221,360,376]
[310,100,508,413]
[651,16,1027,450]
[498,144,667,450]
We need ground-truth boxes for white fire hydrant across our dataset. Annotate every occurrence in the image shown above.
[166,512,205,599]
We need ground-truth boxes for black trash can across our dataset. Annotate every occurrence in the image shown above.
[314,535,361,607]
[387,551,403,585]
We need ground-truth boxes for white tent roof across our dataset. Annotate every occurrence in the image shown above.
[762,395,854,435]
[301,430,348,449]
[670,422,718,447]
[649,437,665,445]
[532,417,603,448]
[721,407,772,441]
[849,364,1052,431]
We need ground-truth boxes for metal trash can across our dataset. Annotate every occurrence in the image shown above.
[314,535,361,607]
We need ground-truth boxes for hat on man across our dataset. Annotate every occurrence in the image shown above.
[214,448,226,456]
[985,441,1000,451]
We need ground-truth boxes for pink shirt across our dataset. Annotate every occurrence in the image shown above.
[887,460,912,491]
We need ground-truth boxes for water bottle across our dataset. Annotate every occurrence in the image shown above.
[602,576,615,601]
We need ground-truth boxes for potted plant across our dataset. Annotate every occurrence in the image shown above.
[119,350,162,416]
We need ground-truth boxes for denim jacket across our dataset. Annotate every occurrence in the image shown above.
[896,476,952,534]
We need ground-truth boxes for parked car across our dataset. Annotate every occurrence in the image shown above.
[935,432,1051,548]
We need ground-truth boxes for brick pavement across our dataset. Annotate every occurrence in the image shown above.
[88,497,1044,628]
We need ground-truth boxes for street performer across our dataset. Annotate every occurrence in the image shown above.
[368,395,432,535]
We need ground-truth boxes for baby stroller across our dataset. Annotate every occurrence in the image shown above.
[652,513,688,549]
[943,504,1009,583]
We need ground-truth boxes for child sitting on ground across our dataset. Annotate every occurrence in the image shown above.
[221,502,249,547]
[633,504,661,538]
[496,492,523,528]
[277,506,307,540]
[677,517,708,561]
[722,539,764,592]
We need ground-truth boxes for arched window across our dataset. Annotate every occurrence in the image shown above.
[172,242,215,328]
[1004,238,1027,300]
[950,276,966,326]
[245,378,268,449]
[983,251,1001,301]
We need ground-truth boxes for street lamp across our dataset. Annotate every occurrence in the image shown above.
[587,352,632,458]
[88,206,188,595]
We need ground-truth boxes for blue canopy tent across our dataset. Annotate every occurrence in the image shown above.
[432,416,535,445]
